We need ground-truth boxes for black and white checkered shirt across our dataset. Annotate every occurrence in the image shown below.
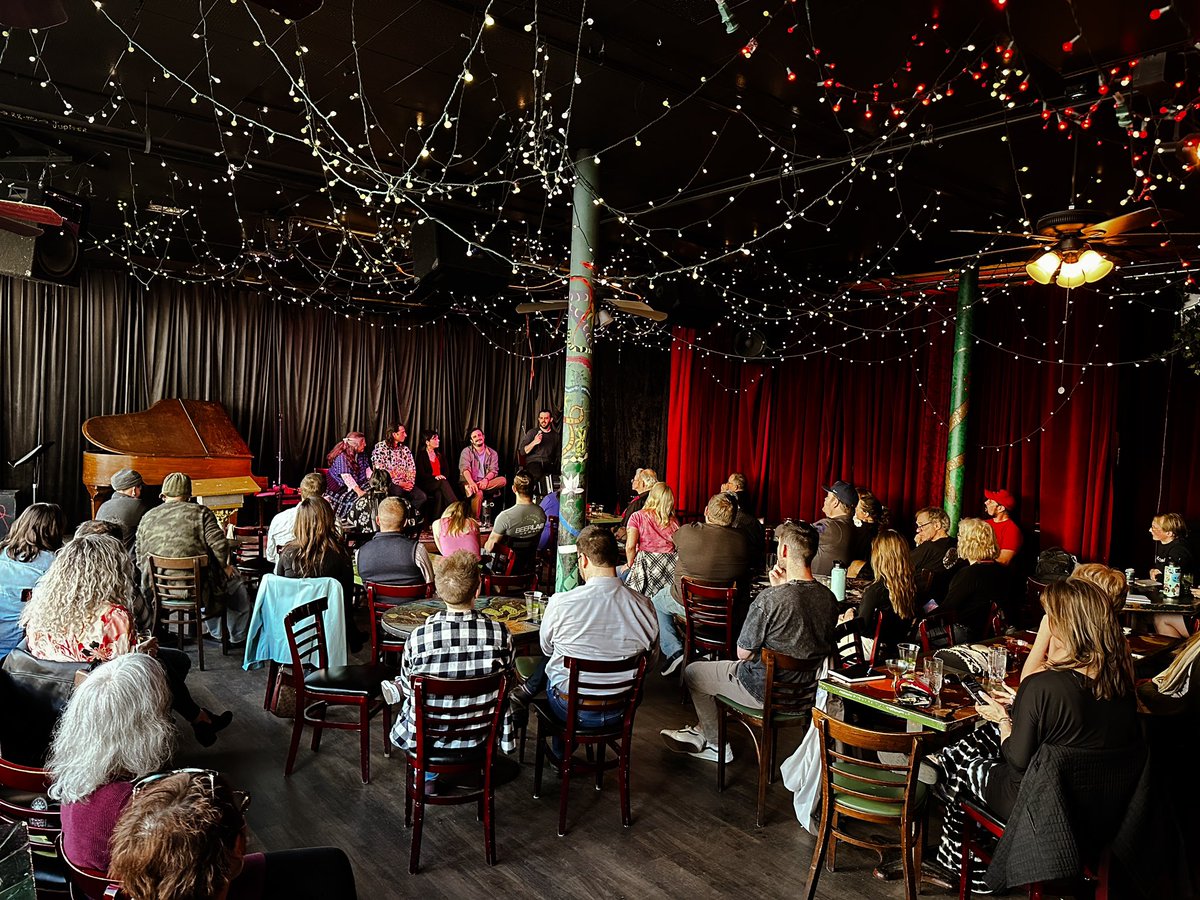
[392,608,516,753]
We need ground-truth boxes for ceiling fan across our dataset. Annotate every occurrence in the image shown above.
[515,296,668,322]
[939,207,1200,288]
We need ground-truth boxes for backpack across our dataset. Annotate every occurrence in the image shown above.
[1035,547,1077,582]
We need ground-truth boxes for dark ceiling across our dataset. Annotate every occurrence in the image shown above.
[0,0,1198,338]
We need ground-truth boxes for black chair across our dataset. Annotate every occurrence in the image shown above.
[531,654,649,836]
[282,598,390,784]
[404,672,509,874]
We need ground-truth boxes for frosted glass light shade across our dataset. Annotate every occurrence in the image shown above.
[1026,250,1060,285]
[1078,249,1114,283]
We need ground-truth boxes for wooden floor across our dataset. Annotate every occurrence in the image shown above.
[173,634,936,900]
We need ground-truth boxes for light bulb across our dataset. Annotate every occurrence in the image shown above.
[1078,249,1114,283]
[1055,260,1087,288]
[1026,250,1060,284]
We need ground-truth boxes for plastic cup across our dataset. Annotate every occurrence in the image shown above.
[897,642,921,673]
[525,591,545,623]
[988,646,1009,688]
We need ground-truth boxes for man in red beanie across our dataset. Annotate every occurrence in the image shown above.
[983,488,1022,565]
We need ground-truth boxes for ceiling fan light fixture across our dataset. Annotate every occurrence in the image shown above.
[1055,260,1087,288]
[1078,248,1114,283]
[1026,249,1061,285]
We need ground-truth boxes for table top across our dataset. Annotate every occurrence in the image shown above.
[752,575,868,605]
[1122,595,1200,614]
[586,512,623,526]
[380,595,542,639]
[821,675,983,732]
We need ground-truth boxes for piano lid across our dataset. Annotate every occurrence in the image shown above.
[82,399,253,459]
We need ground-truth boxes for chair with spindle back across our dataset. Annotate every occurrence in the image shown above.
[716,648,823,826]
[147,554,222,670]
[282,597,390,784]
[365,580,434,668]
[229,525,272,592]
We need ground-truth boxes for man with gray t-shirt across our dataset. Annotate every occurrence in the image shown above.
[484,471,546,575]
[660,520,836,763]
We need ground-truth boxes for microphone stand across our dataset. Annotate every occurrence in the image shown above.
[8,438,53,505]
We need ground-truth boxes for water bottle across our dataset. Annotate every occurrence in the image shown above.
[1163,565,1182,600]
[830,561,847,604]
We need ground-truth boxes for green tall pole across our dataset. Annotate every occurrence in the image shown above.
[556,151,598,593]
[943,266,977,535]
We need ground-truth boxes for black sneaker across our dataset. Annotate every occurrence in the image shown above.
[661,651,684,677]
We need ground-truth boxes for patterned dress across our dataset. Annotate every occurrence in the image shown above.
[371,442,416,491]
[324,452,369,520]
[26,602,134,662]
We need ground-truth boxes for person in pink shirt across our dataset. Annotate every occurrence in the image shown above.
[433,500,482,559]
[625,482,680,598]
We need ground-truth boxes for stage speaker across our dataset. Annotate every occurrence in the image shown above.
[0,490,16,540]
[649,277,723,330]
[409,218,512,303]
[0,189,88,285]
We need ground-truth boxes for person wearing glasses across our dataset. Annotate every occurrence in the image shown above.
[910,506,962,605]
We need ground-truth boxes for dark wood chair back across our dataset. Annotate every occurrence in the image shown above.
[284,597,331,676]
[760,648,822,723]
[916,606,960,654]
[833,618,865,669]
[558,654,648,739]
[58,834,124,899]
[229,526,266,563]
[680,577,738,660]
[490,543,517,577]
[986,602,1007,639]
[0,755,59,841]
[483,571,537,598]
[147,554,219,668]
[365,581,434,665]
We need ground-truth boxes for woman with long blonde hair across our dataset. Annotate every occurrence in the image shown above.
[852,530,916,659]
[625,481,680,598]
[433,500,482,558]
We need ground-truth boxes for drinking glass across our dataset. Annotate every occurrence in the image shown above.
[897,642,920,674]
[883,659,907,693]
[524,591,545,623]
[988,646,1009,690]
[923,657,944,709]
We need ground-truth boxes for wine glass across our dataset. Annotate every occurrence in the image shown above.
[883,658,908,693]
[923,657,944,710]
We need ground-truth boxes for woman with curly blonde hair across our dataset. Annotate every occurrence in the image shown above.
[936,518,1010,642]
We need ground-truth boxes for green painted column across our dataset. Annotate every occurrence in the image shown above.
[943,266,977,535]
[556,151,598,592]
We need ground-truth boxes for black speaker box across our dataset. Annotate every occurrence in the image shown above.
[409,219,512,302]
[0,189,88,286]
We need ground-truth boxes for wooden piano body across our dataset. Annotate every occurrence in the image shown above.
[82,399,266,522]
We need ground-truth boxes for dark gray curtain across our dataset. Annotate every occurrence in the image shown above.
[1,269,591,521]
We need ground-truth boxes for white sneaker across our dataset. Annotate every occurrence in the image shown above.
[380,678,402,705]
[688,742,734,764]
[660,725,705,753]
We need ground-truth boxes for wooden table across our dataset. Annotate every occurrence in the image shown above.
[380,595,541,648]
[821,674,983,732]
[586,512,623,528]
[1122,596,1200,615]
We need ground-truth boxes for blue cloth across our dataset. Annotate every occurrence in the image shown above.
[242,574,347,670]
[0,550,54,657]
[651,585,685,660]
[538,492,560,550]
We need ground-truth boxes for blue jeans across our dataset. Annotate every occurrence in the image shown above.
[651,586,685,660]
[547,687,624,757]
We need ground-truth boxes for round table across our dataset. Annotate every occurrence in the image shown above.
[380,595,542,646]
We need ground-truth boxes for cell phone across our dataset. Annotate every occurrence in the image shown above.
[959,676,989,704]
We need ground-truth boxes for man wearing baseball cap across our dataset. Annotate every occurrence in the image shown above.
[984,488,1022,565]
[96,468,148,549]
[135,472,251,643]
[811,480,857,577]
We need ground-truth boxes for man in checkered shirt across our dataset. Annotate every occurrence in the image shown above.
[382,550,516,760]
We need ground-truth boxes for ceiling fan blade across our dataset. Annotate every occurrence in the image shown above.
[935,244,1048,264]
[1084,208,1178,239]
[1099,232,1200,242]
[608,298,668,322]
[515,301,569,315]
[0,216,43,237]
[950,229,1051,240]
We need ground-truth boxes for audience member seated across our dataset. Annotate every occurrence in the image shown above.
[651,492,751,677]
[0,502,64,658]
[458,427,507,522]
[983,487,1023,565]
[135,472,251,645]
[936,517,1009,642]
[483,472,546,576]
[910,506,961,604]
[357,498,434,587]
[380,550,515,788]
[276,497,365,650]
[415,430,458,521]
[848,487,883,578]
[931,579,1140,892]
[20,534,231,746]
[323,431,371,521]
[811,480,856,577]
[342,469,392,534]
[845,529,916,661]
[1018,563,1128,683]
[723,473,765,568]
[539,527,658,734]
[265,472,325,563]
[95,468,149,548]
[1149,511,1194,584]
[109,770,358,900]
[371,422,427,514]
[661,521,835,764]
[432,500,481,559]
[616,468,656,541]
[625,481,679,600]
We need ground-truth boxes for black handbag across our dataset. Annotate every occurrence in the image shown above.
[0,646,87,713]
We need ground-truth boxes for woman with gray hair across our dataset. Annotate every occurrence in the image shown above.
[18,533,231,747]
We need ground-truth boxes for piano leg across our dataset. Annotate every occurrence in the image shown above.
[86,485,109,519]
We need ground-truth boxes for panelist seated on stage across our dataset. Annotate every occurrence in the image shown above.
[519,409,560,486]
[95,468,149,549]
[458,427,507,521]
[323,432,372,521]
[265,473,325,563]
[483,472,546,577]
[134,473,251,644]
[415,430,458,521]
[357,498,434,587]
[370,422,428,515]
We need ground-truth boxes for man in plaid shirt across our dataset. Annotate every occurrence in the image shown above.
[382,550,516,761]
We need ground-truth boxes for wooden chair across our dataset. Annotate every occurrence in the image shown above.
[483,571,537,598]
[282,597,390,784]
[58,835,124,899]
[917,606,962,654]
[531,653,649,836]
[229,525,273,590]
[536,516,559,587]
[834,617,868,669]
[679,577,738,689]
[804,708,929,900]
[365,581,434,668]
[716,648,822,826]
[986,602,1007,639]
[488,543,517,577]
[404,672,509,874]
[147,554,223,670]
[0,753,67,898]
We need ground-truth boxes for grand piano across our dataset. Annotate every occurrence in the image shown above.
[82,399,266,525]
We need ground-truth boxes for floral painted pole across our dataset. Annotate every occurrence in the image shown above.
[556,151,598,592]
[943,266,977,535]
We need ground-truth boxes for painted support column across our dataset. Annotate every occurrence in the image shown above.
[943,266,977,535]
[556,151,598,592]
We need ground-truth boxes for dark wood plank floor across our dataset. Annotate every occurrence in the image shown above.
[172,636,937,900]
